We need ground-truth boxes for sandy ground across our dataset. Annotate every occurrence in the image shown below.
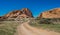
[15,22,60,35]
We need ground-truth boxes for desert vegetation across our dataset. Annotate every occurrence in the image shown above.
[29,18,60,33]
[0,18,31,35]
[0,21,19,35]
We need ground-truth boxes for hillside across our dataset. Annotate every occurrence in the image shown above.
[39,8,60,18]
[0,8,33,19]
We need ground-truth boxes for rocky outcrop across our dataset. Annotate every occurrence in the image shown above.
[39,8,60,18]
[21,8,33,17]
[1,8,33,19]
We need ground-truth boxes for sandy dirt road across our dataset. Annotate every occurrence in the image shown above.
[15,22,60,35]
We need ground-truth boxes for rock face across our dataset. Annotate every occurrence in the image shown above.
[39,8,60,18]
[21,8,33,17]
[1,8,33,19]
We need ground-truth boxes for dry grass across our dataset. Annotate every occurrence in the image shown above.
[0,21,19,35]
[29,19,60,33]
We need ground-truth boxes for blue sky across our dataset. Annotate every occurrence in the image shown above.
[0,0,60,17]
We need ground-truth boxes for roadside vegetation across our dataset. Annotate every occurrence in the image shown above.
[29,18,60,33]
[0,21,19,35]
[0,18,30,35]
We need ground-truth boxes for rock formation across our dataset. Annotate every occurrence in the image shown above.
[0,8,33,19]
[39,8,60,18]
